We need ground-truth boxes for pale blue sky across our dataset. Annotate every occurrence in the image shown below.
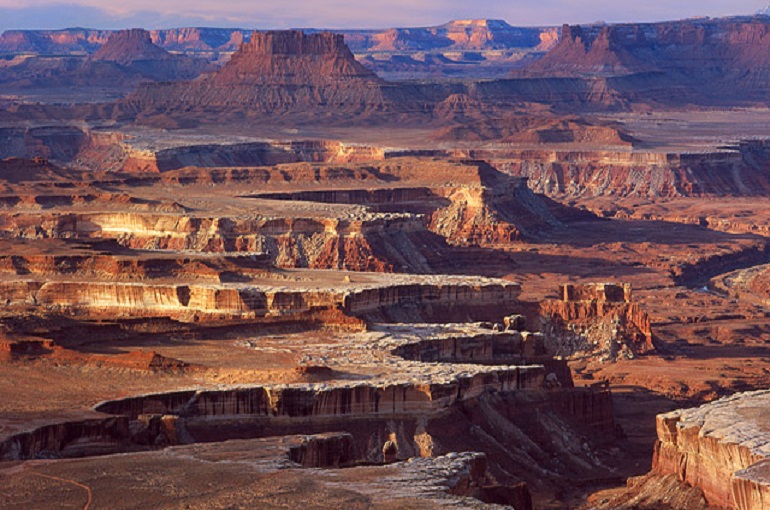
[1,0,768,32]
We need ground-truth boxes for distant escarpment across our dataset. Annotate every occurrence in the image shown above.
[90,29,174,65]
[433,115,637,146]
[516,17,770,105]
[342,19,554,53]
[492,140,770,198]
[0,21,559,80]
[0,21,555,56]
[0,29,212,90]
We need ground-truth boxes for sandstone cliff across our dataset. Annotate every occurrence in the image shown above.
[249,160,563,246]
[0,274,521,323]
[493,140,770,198]
[653,390,770,509]
[428,163,562,245]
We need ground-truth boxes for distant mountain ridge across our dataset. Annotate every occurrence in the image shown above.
[0,20,557,55]
[325,19,556,52]
[0,29,213,90]
[0,20,559,81]
[0,27,246,55]
[514,15,770,105]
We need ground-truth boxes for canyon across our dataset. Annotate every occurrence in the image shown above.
[3,11,770,510]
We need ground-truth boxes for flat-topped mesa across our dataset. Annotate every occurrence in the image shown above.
[90,28,171,65]
[126,29,390,118]
[208,30,380,85]
[244,30,356,57]
[439,19,541,49]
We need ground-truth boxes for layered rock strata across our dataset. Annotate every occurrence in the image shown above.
[0,209,442,272]
[653,390,770,509]
[250,161,563,246]
[490,141,770,198]
[389,328,573,386]
[287,432,356,468]
[0,414,130,460]
[0,364,543,460]
[0,274,521,322]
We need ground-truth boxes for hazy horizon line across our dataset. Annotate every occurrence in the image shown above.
[0,1,765,34]
[2,13,769,34]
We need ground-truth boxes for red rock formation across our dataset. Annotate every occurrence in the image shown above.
[288,432,355,468]
[127,30,392,119]
[539,283,653,361]
[342,279,521,320]
[521,24,651,77]
[428,163,562,245]
[214,30,378,84]
[489,140,770,198]
[0,208,443,272]
[0,273,521,324]
[560,282,631,302]
[117,139,388,173]
[85,29,213,82]
[0,416,130,460]
[517,17,770,104]
[251,161,563,246]
[0,338,54,361]
[434,116,637,146]
[651,390,770,509]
